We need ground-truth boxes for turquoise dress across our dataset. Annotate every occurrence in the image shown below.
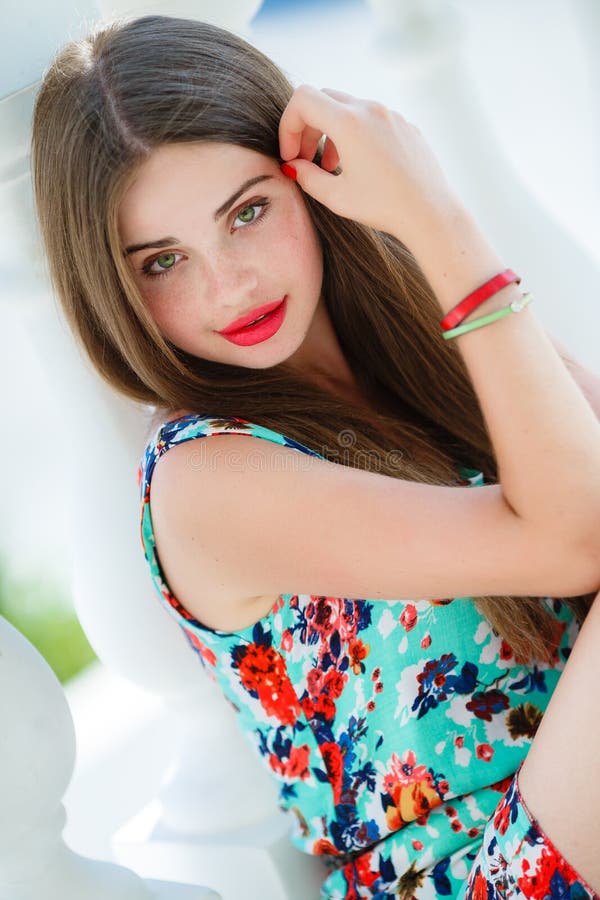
[137,413,581,900]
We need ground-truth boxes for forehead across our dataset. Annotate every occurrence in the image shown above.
[118,142,277,238]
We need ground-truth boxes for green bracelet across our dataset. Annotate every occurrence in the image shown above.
[442,292,533,341]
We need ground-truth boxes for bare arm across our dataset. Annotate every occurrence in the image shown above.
[518,587,600,891]
[547,332,600,421]
[279,87,600,555]
[405,204,600,551]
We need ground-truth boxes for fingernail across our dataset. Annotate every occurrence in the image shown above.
[280,163,297,181]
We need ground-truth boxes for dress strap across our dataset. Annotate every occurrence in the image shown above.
[138,412,324,491]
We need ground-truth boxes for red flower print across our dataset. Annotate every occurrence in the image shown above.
[306,597,327,626]
[314,693,336,721]
[494,799,512,836]
[268,744,310,780]
[320,741,344,805]
[385,750,430,790]
[270,596,284,614]
[300,695,315,719]
[288,745,311,778]
[400,604,418,632]
[165,590,197,623]
[451,820,462,832]
[476,743,494,762]
[186,632,217,667]
[235,643,301,725]
[307,596,343,638]
[412,839,424,851]
[303,665,342,719]
[313,839,341,856]
[348,638,370,674]
[235,644,276,690]
[367,700,376,712]
[466,689,510,722]
[374,681,384,693]
[455,735,465,748]
[324,669,348,699]
[340,869,360,900]
[490,774,514,794]
[467,827,479,838]
[307,667,323,695]
[372,667,381,681]
[472,869,490,900]
[348,853,379,887]
[421,633,432,649]
[500,639,514,660]
[386,781,441,831]
[518,845,578,899]
[383,749,443,830]
[281,629,293,652]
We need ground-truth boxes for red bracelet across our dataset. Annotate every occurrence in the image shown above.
[440,269,522,332]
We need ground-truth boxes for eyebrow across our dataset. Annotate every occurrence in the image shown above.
[123,173,274,256]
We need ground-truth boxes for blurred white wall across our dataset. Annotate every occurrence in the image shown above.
[0,0,98,97]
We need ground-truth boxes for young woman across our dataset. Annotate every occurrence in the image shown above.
[31,15,600,900]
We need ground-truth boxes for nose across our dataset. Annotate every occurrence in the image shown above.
[202,245,259,313]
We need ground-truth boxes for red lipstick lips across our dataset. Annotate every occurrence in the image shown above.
[218,298,285,334]
[217,296,288,347]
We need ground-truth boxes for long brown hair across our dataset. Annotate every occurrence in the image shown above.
[30,14,593,661]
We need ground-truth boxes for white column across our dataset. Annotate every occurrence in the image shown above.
[571,0,600,189]
[0,615,219,900]
[96,0,265,35]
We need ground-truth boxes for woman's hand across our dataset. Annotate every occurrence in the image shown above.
[278,84,464,243]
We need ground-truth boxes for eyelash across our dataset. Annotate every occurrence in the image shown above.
[140,198,271,280]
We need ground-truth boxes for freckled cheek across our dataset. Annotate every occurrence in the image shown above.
[144,283,201,341]
[269,210,323,284]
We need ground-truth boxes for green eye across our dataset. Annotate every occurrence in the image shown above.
[237,206,256,224]
[141,250,183,279]
[231,199,270,232]
[155,252,177,269]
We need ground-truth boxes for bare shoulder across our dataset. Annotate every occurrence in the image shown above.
[148,432,600,633]
[149,435,282,631]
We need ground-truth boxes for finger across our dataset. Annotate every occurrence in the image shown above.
[320,135,340,172]
[322,87,385,114]
[282,157,340,205]
[299,125,326,163]
[319,87,356,104]
[279,84,344,161]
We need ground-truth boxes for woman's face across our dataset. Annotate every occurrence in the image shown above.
[118,141,324,368]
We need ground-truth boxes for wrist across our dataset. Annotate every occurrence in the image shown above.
[389,194,470,246]
[457,282,524,326]
[401,205,510,315]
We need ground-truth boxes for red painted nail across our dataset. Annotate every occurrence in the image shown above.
[280,163,297,181]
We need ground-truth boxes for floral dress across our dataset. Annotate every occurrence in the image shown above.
[137,413,598,900]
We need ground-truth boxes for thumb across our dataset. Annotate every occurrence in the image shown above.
[280,159,339,206]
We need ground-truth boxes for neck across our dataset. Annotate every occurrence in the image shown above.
[285,296,365,397]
